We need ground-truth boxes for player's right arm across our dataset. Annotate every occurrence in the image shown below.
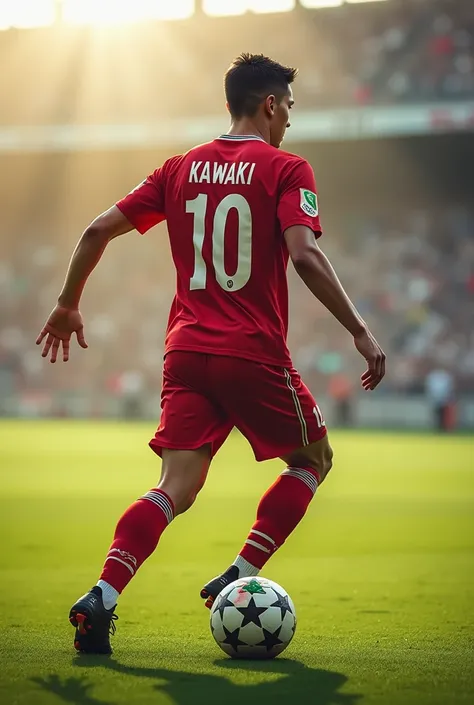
[36,168,167,363]
[277,158,385,391]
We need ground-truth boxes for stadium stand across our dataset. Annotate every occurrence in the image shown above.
[2,202,473,411]
[0,0,472,420]
[0,0,473,128]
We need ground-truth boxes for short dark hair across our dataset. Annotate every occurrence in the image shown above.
[224,53,298,119]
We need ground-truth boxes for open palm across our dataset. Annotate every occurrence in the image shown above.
[36,305,88,363]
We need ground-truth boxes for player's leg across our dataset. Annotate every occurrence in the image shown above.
[201,436,332,605]
[201,359,331,605]
[70,447,211,653]
[70,352,232,652]
[228,435,333,579]
[96,446,212,601]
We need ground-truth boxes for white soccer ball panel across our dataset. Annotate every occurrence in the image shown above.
[216,605,244,633]
[260,605,296,634]
[238,622,266,646]
[226,586,253,609]
[210,609,227,642]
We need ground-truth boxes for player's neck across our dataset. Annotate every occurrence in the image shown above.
[227,119,269,144]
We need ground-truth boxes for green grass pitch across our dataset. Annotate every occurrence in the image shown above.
[0,421,473,705]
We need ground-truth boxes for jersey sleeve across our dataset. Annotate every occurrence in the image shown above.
[277,159,322,237]
[116,168,166,235]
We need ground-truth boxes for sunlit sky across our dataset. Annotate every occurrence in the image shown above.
[0,0,389,29]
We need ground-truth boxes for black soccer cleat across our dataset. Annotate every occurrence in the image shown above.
[69,586,118,654]
[200,565,239,609]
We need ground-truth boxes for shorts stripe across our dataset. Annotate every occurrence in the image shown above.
[284,369,309,446]
[314,404,325,428]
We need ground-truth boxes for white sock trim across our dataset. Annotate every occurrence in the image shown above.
[105,555,135,575]
[245,539,271,553]
[141,490,174,524]
[250,529,276,545]
[282,467,318,495]
[233,555,260,578]
[97,579,120,610]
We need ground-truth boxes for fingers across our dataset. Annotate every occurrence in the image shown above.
[36,329,47,345]
[41,333,54,359]
[76,328,88,349]
[40,333,71,363]
[361,369,375,391]
[361,350,386,391]
[37,325,87,362]
[355,332,386,391]
[50,338,60,364]
[62,338,70,363]
[380,351,386,382]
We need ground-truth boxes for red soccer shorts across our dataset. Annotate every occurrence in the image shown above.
[149,351,327,462]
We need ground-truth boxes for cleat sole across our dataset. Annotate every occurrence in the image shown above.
[75,613,88,635]
[205,596,215,609]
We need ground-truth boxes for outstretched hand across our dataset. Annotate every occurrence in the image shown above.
[36,305,88,363]
[354,328,386,391]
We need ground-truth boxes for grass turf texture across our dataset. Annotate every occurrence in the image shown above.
[0,421,473,705]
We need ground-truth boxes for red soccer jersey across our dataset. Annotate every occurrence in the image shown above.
[116,135,322,366]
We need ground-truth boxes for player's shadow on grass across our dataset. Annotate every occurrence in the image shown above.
[31,675,115,705]
[32,655,360,705]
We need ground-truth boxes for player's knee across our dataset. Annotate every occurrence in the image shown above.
[320,443,333,482]
[302,447,333,485]
[175,492,196,515]
[283,436,333,485]
[159,447,210,515]
[165,479,206,516]
[182,476,208,513]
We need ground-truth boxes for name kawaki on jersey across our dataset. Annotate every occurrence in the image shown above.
[188,161,256,185]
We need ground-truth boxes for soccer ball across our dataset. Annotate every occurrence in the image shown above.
[210,576,296,659]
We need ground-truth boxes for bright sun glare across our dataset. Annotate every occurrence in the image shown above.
[0,0,389,30]
[62,0,196,24]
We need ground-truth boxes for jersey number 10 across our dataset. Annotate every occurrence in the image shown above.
[186,194,252,292]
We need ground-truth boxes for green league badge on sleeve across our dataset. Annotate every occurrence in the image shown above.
[299,188,318,217]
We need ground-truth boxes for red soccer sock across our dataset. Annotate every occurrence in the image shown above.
[99,488,174,594]
[238,467,320,571]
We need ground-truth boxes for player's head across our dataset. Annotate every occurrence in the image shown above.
[224,53,297,148]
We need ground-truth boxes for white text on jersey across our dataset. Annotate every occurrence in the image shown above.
[188,161,256,185]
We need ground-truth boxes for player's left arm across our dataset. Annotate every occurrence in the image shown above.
[278,158,385,390]
[36,169,166,363]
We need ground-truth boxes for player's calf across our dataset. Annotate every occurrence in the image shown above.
[158,447,211,515]
[201,436,334,608]
[70,445,212,650]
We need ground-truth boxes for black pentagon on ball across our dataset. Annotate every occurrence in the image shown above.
[222,625,246,652]
[269,589,293,621]
[216,595,235,621]
[256,625,284,651]
[236,596,268,628]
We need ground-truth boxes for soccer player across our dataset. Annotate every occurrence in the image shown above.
[36,54,385,654]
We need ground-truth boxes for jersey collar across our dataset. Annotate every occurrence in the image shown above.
[217,134,266,142]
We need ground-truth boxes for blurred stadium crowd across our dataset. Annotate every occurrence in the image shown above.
[1,0,473,420]
[1,202,473,412]
[1,0,473,129]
